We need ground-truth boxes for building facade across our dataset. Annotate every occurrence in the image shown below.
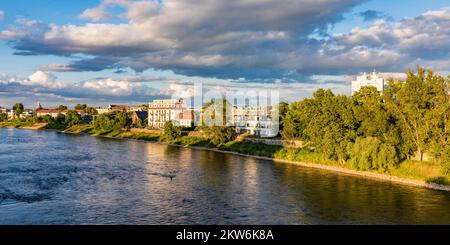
[232,106,278,138]
[37,109,85,118]
[148,99,184,128]
[174,110,194,128]
[351,71,385,95]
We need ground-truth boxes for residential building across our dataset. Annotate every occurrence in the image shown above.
[174,110,194,128]
[108,104,129,112]
[96,107,110,115]
[147,99,184,128]
[351,71,385,95]
[96,104,136,115]
[232,106,278,138]
[19,110,34,118]
[36,109,85,118]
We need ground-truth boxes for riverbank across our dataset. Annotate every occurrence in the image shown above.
[2,123,450,191]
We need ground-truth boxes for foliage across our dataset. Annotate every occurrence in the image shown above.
[84,107,98,115]
[281,66,450,172]
[200,126,236,146]
[349,137,399,172]
[0,113,7,122]
[64,111,83,127]
[74,104,88,110]
[93,111,131,132]
[56,105,68,110]
[202,99,233,126]
[12,103,24,117]
[163,121,182,140]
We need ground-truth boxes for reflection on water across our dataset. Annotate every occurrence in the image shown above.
[0,128,449,224]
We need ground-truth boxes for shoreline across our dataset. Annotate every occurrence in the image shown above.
[3,125,450,192]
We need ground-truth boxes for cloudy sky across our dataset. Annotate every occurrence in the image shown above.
[0,0,449,108]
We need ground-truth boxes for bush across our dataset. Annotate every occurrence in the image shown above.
[349,137,399,172]
[164,121,182,140]
[200,126,236,146]
[0,113,7,122]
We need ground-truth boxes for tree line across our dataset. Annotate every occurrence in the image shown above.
[281,67,449,174]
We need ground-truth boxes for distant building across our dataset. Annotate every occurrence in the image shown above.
[147,99,185,128]
[352,71,385,95]
[108,105,129,112]
[232,106,278,138]
[96,107,110,115]
[36,109,85,118]
[174,110,194,128]
[95,104,147,115]
[19,110,34,118]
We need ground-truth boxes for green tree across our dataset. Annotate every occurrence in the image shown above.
[292,89,357,163]
[275,101,289,135]
[352,86,407,162]
[57,105,68,110]
[0,113,8,122]
[12,103,24,117]
[349,137,399,172]
[201,126,236,146]
[84,107,98,115]
[202,99,232,126]
[385,66,445,161]
[64,111,83,127]
[164,121,182,140]
[75,104,87,110]
[115,111,131,130]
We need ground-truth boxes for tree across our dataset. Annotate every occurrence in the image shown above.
[75,104,87,110]
[202,99,232,126]
[0,113,8,122]
[13,103,24,117]
[64,111,83,127]
[115,111,131,129]
[385,66,446,161]
[84,107,98,115]
[287,89,357,163]
[164,121,182,140]
[275,102,289,135]
[349,137,399,172]
[201,126,236,146]
[57,105,68,110]
[351,86,407,162]
[281,101,308,140]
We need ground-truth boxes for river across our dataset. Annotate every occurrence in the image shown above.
[0,128,449,224]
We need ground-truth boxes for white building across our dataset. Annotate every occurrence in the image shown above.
[174,110,194,128]
[148,99,185,128]
[232,106,278,138]
[352,71,385,95]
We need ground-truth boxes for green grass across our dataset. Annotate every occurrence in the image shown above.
[390,160,450,185]
[222,141,283,158]
[0,120,38,128]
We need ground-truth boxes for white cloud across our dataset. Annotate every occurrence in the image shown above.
[0,10,4,21]
[23,71,66,89]
[79,6,114,22]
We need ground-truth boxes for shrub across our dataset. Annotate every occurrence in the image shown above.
[349,137,399,172]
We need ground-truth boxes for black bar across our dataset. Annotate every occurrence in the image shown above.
[0,225,449,243]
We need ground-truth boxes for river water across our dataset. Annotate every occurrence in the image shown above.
[0,128,449,224]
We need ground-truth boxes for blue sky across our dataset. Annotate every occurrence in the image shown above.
[0,0,449,107]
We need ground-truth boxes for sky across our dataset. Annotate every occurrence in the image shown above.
[0,0,449,108]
